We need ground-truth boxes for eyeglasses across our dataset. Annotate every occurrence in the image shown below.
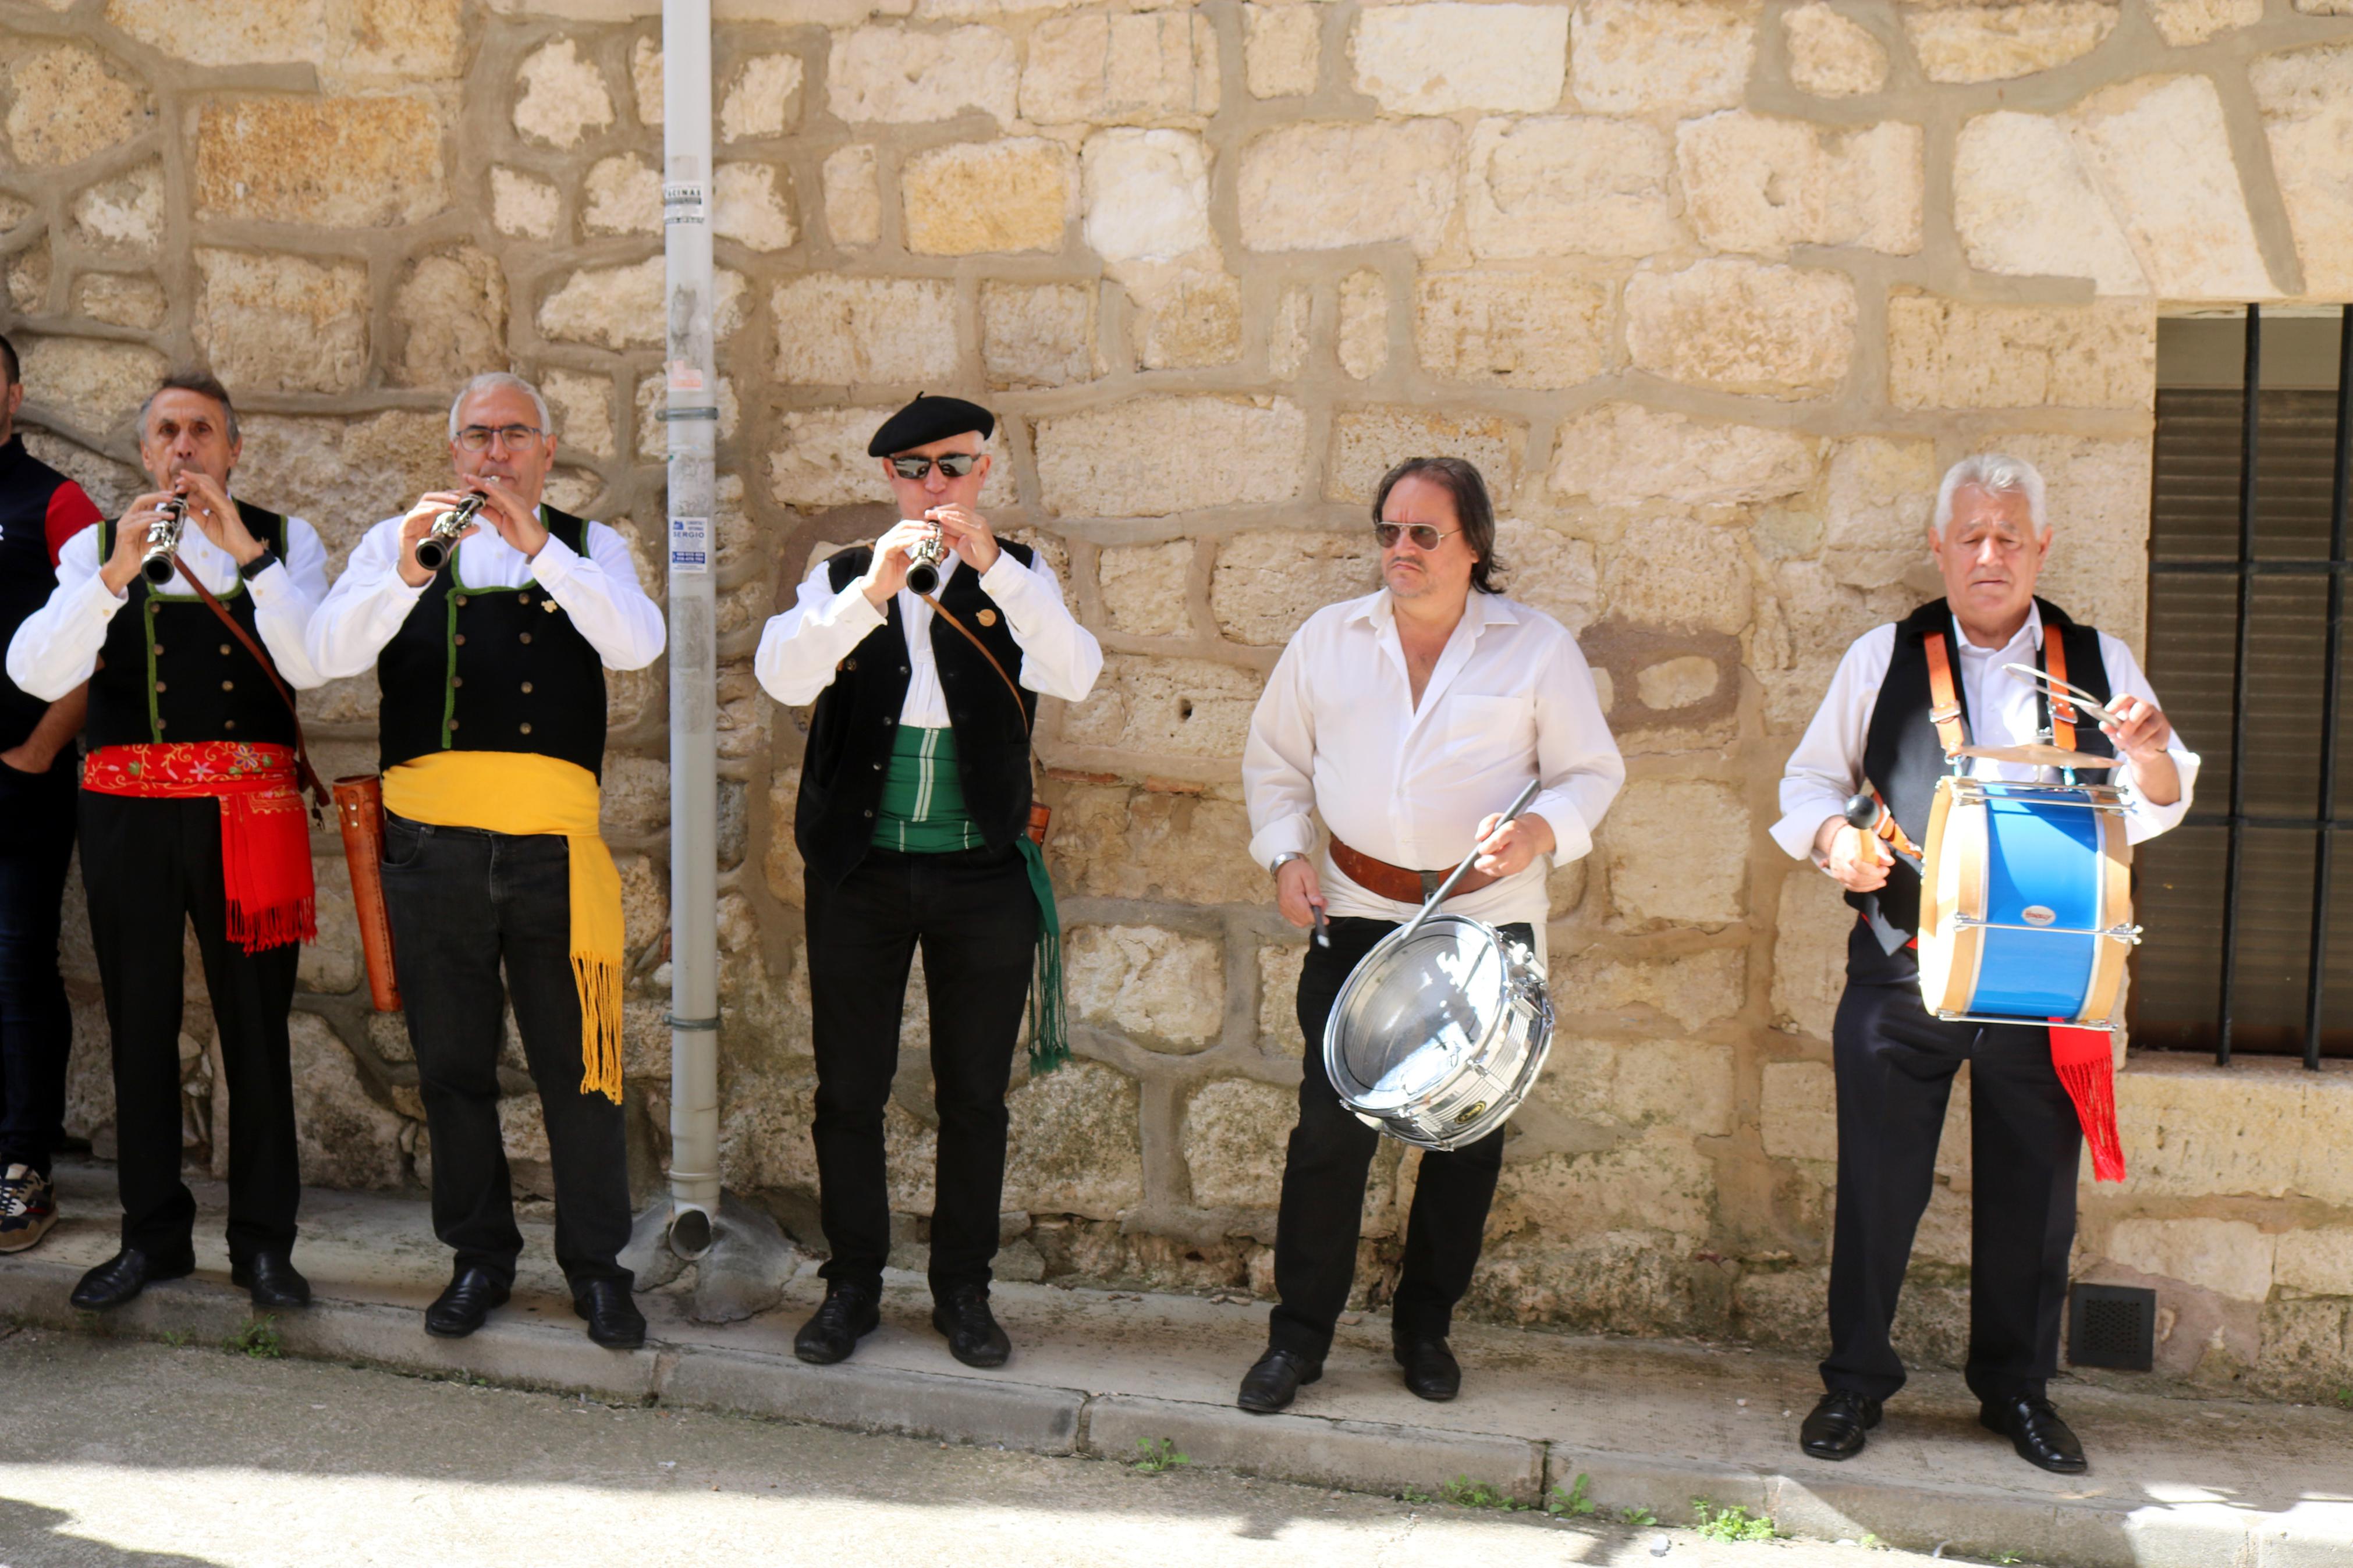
[456,424,545,452]
[1374,522,1460,551]
[888,452,981,481]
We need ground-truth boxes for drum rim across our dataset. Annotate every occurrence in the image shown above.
[1323,913,1513,1107]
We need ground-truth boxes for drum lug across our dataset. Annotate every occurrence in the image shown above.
[2106,923,2144,945]
[1354,1111,1385,1133]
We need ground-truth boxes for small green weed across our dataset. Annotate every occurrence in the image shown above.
[1545,1473,1598,1518]
[1691,1499,1777,1542]
[1994,1553,2024,1566]
[158,1328,193,1348]
[1130,1438,1190,1474]
[1400,1485,1433,1505]
[2333,1386,2352,1411]
[226,1316,282,1360]
[1619,1505,1659,1527]
[1439,1476,1523,1510]
[1857,1534,1886,1551]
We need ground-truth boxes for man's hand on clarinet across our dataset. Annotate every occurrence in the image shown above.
[1472,812,1555,877]
[857,518,934,606]
[1275,856,1326,930]
[927,504,1000,574]
[173,471,264,567]
[95,495,171,596]
[1815,815,1891,892]
[395,491,478,588]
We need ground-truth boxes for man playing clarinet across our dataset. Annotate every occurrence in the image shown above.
[6,370,329,1310]
[754,393,1100,1370]
[1237,456,1621,1412]
[1776,453,2199,1474]
[307,372,664,1349]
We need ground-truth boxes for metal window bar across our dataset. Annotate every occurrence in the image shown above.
[2150,304,2353,1071]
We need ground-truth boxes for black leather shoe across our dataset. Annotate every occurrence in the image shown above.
[931,1283,1011,1368]
[573,1278,647,1350]
[424,1265,509,1339]
[230,1253,311,1310]
[1236,1347,1322,1414]
[1393,1334,1461,1401]
[69,1247,193,1311]
[1799,1390,1882,1461]
[793,1281,880,1366]
[1981,1395,2088,1474]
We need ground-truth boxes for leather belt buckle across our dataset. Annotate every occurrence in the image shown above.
[1418,869,1445,900]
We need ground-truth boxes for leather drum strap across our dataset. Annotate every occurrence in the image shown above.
[920,591,1050,844]
[2043,629,2077,753]
[171,557,325,813]
[1922,631,1967,759]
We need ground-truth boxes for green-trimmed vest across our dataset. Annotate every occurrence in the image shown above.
[86,501,296,749]
[794,544,1039,888]
[376,506,608,779]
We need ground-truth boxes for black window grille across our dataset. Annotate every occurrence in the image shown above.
[2135,305,2353,1068]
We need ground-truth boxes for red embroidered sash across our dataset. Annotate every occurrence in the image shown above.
[82,742,317,953]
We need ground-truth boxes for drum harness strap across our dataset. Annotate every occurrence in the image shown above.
[1919,627,2127,1183]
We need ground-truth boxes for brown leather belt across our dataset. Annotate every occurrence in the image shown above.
[1329,835,1501,904]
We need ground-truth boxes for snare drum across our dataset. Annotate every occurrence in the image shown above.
[1918,776,2136,1029]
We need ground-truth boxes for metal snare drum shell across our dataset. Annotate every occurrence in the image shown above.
[1321,914,1555,1152]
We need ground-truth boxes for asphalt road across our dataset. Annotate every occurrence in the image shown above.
[0,1324,2010,1568]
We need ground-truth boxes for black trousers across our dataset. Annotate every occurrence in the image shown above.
[79,791,300,1264]
[382,815,631,1289]
[1266,915,1522,1360]
[0,755,78,1177]
[804,841,1038,1295]
[1825,922,2082,1406]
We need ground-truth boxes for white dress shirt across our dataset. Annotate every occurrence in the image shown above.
[1773,602,2201,861]
[1243,589,1625,928]
[306,507,666,677]
[5,506,331,699]
[755,548,1103,716]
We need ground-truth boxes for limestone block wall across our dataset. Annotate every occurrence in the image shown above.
[6,0,2353,1400]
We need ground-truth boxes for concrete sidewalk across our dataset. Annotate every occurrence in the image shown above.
[5,1161,2348,1568]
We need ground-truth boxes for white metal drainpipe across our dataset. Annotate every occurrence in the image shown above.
[661,0,721,1253]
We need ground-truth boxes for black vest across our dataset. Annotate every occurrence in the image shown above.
[795,544,1039,887]
[0,437,87,751]
[1854,596,2114,936]
[86,502,296,750]
[376,507,608,778]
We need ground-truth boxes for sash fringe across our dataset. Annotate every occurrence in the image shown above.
[2050,1023,2126,1183]
[575,953,626,1104]
[1017,836,1070,1076]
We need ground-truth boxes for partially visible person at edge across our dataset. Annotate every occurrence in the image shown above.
[0,331,102,1256]
[5,369,330,1310]
[305,372,665,1351]
[753,393,1102,1373]
[1234,455,1623,1414]
[1775,453,2198,1478]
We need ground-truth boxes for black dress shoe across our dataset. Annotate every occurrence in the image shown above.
[1236,1347,1322,1414]
[1799,1389,1882,1461]
[1393,1335,1461,1401]
[69,1247,194,1311]
[230,1253,311,1309]
[573,1278,647,1350]
[424,1265,509,1339]
[793,1281,880,1366]
[931,1283,1011,1368]
[1981,1395,2088,1474]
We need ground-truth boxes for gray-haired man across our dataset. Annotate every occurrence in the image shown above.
[1774,453,2198,1475]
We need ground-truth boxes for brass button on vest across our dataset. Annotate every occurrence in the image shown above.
[219,643,232,656]
[222,719,235,731]
[453,594,469,607]
[221,680,233,692]
[520,681,533,694]
[520,723,533,735]
[519,593,531,605]
[152,645,164,656]
[451,676,463,688]
[448,719,460,730]
[455,634,467,646]
[153,681,166,692]
[519,632,532,644]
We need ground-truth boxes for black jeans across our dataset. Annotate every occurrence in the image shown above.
[0,753,77,1177]
[381,815,631,1289]
[1266,915,1522,1360]
[1825,922,2082,1406]
[805,841,1038,1295]
[79,791,300,1264]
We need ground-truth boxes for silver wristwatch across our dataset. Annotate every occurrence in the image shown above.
[1268,851,1308,877]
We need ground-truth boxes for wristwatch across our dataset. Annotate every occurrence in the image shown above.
[1268,851,1308,877]
[238,548,279,581]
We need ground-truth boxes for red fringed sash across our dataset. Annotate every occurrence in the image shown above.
[83,742,317,954]
[2050,1022,2126,1183]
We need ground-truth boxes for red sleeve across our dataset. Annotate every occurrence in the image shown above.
[44,481,102,569]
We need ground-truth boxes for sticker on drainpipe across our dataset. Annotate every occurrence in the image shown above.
[669,516,709,574]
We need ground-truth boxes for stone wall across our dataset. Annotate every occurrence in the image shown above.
[7,0,2353,1401]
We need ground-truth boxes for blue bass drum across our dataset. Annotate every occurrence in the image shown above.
[1918,777,2138,1029]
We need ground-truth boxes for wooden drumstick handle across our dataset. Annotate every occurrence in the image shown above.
[1843,792,1923,874]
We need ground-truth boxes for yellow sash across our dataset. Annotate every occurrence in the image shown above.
[382,752,624,1104]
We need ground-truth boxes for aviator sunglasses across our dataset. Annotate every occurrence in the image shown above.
[1373,521,1461,551]
[889,452,983,480]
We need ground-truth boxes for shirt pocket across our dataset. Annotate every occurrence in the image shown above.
[1442,693,1536,777]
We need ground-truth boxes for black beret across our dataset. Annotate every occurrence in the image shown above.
[867,392,995,457]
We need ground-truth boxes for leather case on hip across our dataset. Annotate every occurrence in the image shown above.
[1329,835,1501,905]
[333,774,402,1012]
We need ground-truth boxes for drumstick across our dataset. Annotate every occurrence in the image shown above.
[1310,902,1331,950]
[2003,662,2125,730]
[1400,778,1543,941]
[1843,793,1924,875]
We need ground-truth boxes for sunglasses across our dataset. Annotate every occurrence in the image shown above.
[1374,522,1460,551]
[888,452,982,480]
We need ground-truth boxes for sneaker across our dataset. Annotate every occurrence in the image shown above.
[0,1164,56,1253]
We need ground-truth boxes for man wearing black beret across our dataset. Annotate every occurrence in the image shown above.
[755,393,1102,1368]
